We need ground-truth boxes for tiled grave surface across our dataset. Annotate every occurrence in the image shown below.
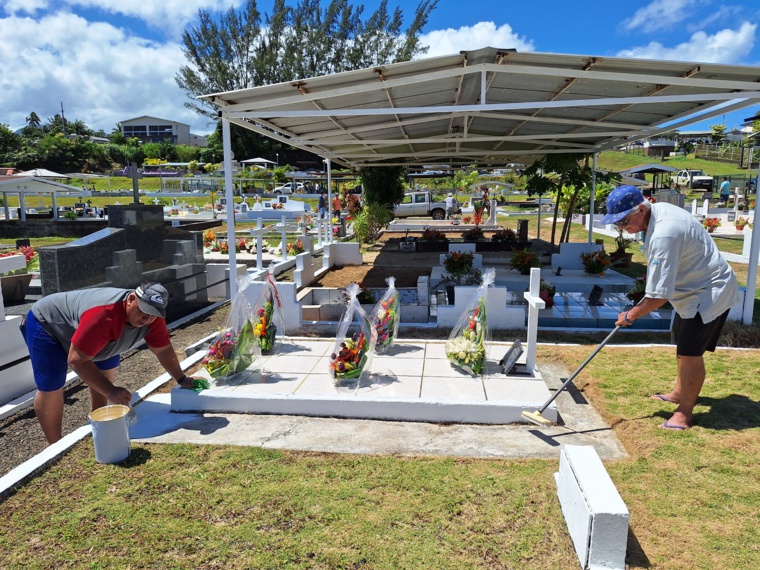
[172,339,557,424]
[537,292,672,330]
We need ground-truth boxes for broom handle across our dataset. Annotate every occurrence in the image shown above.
[538,325,621,414]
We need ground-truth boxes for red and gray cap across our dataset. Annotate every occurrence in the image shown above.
[135,282,168,318]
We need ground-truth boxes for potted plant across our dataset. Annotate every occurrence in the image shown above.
[626,276,646,304]
[443,251,475,274]
[510,248,541,275]
[439,268,482,304]
[419,228,446,241]
[609,228,636,267]
[0,245,38,303]
[491,227,517,243]
[702,217,721,233]
[462,226,485,241]
[735,216,750,231]
[286,238,305,256]
[580,249,613,276]
[416,227,449,252]
[539,279,556,307]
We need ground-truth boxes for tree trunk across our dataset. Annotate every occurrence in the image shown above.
[559,186,582,244]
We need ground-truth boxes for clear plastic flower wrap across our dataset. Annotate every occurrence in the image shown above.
[444,268,495,376]
[329,283,378,388]
[369,276,400,354]
[251,271,285,354]
[203,275,261,379]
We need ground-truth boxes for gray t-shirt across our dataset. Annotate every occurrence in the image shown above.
[31,288,168,361]
[643,202,739,323]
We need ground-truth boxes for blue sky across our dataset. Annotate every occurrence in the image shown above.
[2,0,760,137]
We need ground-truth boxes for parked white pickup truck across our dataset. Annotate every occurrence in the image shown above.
[393,191,451,220]
[670,169,713,190]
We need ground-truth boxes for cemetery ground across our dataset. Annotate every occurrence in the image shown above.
[0,341,757,569]
[1,223,759,568]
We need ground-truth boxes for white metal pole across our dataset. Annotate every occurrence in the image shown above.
[589,153,597,243]
[325,158,333,242]
[222,118,238,300]
[741,152,760,325]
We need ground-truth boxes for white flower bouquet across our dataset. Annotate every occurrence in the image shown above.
[444,268,494,376]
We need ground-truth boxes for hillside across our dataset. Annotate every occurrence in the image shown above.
[596,150,753,179]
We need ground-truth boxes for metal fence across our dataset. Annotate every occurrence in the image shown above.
[694,144,759,169]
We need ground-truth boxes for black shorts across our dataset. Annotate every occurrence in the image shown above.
[671,310,729,356]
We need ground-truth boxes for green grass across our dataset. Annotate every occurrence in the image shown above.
[596,150,752,177]
[1,346,758,569]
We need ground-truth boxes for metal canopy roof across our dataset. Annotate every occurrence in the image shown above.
[201,46,760,169]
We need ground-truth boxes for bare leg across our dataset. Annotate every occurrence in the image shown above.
[662,354,705,429]
[651,358,683,403]
[34,389,64,446]
[89,368,118,411]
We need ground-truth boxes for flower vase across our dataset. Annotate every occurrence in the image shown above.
[539,290,554,307]
[707,227,714,233]
[520,267,531,275]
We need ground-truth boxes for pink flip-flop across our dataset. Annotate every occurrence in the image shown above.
[661,421,688,430]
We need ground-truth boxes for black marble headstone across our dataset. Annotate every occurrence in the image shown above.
[499,339,524,375]
[588,285,604,306]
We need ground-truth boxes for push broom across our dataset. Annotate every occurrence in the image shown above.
[521,320,627,427]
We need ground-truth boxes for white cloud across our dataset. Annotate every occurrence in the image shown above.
[0,13,213,134]
[616,21,756,64]
[1,0,49,15]
[622,0,701,33]
[68,0,242,38]
[419,21,535,59]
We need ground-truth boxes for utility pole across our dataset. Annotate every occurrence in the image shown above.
[60,102,66,137]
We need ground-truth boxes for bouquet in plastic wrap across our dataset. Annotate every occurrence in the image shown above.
[329,283,377,387]
[445,268,495,376]
[203,276,261,379]
[252,272,284,354]
[369,276,400,354]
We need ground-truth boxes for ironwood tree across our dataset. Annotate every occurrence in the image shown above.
[177,0,437,118]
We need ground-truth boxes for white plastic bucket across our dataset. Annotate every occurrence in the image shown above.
[89,405,131,464]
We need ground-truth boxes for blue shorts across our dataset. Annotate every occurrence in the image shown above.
[22,311,121,392]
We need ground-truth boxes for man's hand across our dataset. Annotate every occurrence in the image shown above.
[615,310,633,327]
[108,386,132,406]
[178,376,196,389]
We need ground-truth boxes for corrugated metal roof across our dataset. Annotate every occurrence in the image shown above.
[200,46,760,169]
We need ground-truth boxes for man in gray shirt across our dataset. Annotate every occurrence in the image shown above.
[602,186,738,430]
[23,283,197,445]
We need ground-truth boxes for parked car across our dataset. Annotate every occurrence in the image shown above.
[670,169,713,190]
[393,191,451,220]
[273,182,305,194]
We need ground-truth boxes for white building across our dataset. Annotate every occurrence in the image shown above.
[119,116,207,147]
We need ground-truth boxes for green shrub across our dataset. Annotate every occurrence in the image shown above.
[353,203,393,244]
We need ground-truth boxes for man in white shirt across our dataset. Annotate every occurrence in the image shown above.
[444,193,456,219]
[601,186,739,430]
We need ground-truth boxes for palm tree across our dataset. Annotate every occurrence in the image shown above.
[25,112,41,129]
[70,119,89,137]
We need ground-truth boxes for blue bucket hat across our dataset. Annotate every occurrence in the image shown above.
[601,185,645,225]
